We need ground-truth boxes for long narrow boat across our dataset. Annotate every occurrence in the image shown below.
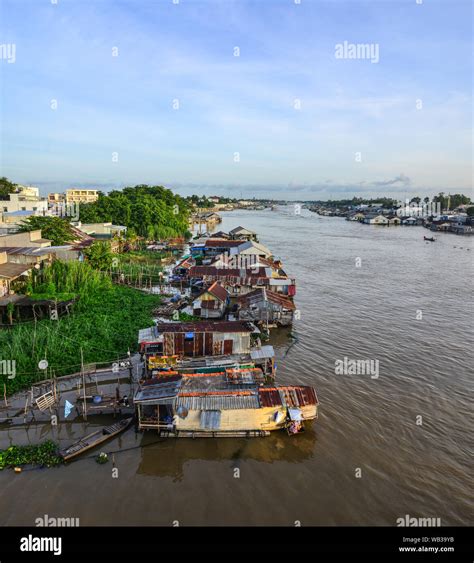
[59,417,133,461]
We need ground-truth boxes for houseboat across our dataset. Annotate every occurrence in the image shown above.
[134,371,318,438]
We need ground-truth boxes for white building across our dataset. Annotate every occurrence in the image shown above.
[0,186,48,218]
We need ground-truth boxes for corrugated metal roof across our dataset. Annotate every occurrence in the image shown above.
[200,410,222,429]
[278,386,318,407]
[138,326,158,343]
[156,320,255,333]
[134,378,182,403]
[203,240,242,247]
[250,345,275,360]
[259,388,283,407]
[176,394,259,410]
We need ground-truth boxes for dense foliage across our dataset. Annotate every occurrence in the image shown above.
[431,193,471,210]
[0,176,17,200]
[18,216,76,245]
[0,441,63,470]
[84,240,114,270]
[0,261,162,393]
[78,185,190,239]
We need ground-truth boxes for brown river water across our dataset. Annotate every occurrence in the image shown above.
[0,207,472,526]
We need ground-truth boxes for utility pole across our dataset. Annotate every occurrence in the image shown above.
[81,347,87,421]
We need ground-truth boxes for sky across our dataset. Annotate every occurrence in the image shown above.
[0,0,472,200]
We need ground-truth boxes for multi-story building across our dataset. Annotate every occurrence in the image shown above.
[65,189,99,204]
[1,186,48,216]
[48,192,66,204]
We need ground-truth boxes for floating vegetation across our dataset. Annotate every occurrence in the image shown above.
[96,452,109,464]
[0,441,63,470]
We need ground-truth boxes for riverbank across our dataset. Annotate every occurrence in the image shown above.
[0,281,162,394]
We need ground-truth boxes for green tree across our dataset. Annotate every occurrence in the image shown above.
[83,241,113,270]
[0,177,18,200]
[78,185,190,240]
[18,216,76,245]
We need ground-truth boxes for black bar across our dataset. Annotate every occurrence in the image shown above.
[0,526,471,562]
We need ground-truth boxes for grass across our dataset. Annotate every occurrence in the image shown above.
[0,261,162,393]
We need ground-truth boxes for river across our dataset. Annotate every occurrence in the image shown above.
[0,207,472,526]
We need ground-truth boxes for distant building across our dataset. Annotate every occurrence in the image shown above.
[1,186,48,217]
[363,214,389,225]
[65,189,99,204]
[48,193,66,204]
[229,226,258,242]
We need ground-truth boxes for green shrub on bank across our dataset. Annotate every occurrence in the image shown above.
[0,261,161,394]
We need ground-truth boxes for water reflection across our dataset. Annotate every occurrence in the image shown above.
[137,425,317,480]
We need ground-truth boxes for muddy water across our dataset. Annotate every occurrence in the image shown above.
[0,207,472,526]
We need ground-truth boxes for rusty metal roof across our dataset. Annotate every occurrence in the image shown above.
[259,387,283,407]
[278,386,318,407]
[156,320,256,333]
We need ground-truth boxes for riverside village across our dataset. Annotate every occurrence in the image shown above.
[0,181,318,469]
[0,181,471,468]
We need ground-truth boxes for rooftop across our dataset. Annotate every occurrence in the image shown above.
[0,262,32,280]
[155,320,257,334]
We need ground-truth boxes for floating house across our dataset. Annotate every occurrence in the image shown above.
[134,373,318,437]
[229,240,273,260]
[186,265,296,297]
[190,239,242,258]
[237,288,296,326]
[229,226,259,242]
[192,281,229,319]
[363,213,389,225]
[143,344,276,381]
[139,320,259,358]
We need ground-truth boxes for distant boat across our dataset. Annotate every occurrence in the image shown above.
[59,417,133,461]
[424,236,435,242]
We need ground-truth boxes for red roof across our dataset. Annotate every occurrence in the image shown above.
[202,239,242,247]
[204,281,228,302]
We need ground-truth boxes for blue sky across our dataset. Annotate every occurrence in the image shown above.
[0,0,472,200]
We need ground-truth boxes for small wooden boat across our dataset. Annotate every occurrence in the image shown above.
[59,417,133,461]
[424,236,435,242]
